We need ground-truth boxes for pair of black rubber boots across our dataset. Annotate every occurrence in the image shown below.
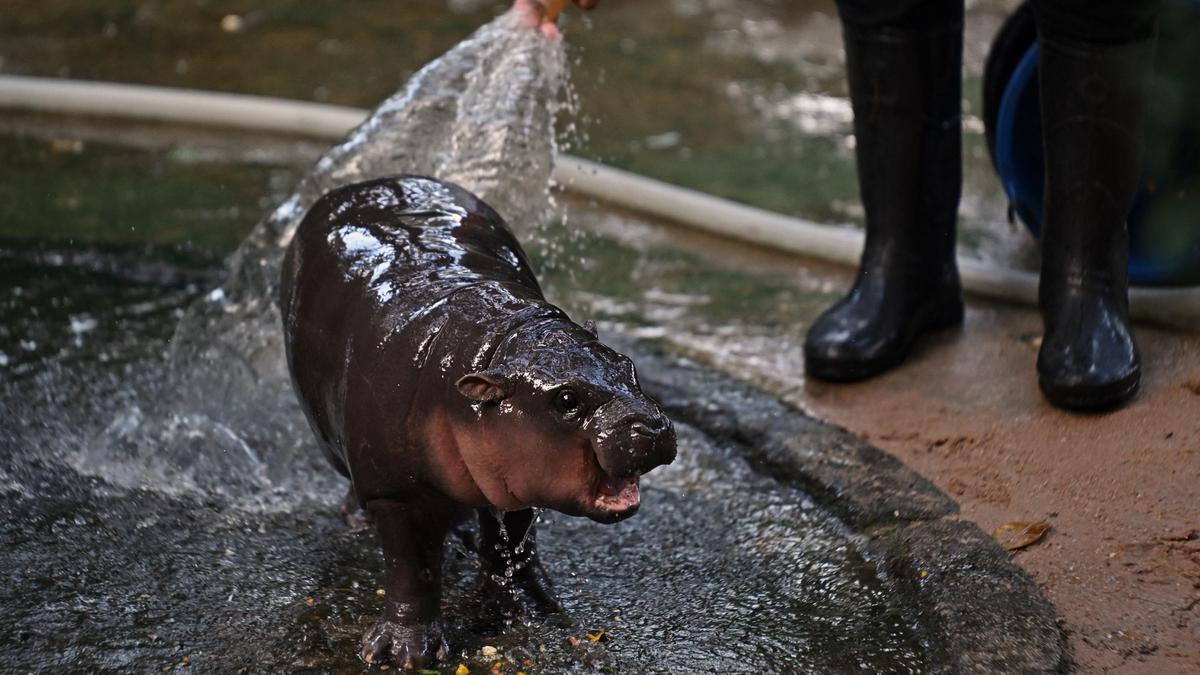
[803,14,1153,411]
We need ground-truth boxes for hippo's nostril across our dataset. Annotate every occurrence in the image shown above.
[630,422,656,438]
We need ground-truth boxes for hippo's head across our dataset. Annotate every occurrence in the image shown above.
[453,322,676,523]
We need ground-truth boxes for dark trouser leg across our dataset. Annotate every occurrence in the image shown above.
[360,499,452,668]
[804,0,965,382]
[1032,0,1160,410]
[477,508,562,615]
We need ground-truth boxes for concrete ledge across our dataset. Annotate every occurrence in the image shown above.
[870,519,1069,673]
[624,341,958,529]
[622,340,1069,673]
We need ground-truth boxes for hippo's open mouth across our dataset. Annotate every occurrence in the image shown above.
[592,472,641,518]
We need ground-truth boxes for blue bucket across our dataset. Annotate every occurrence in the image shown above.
[988,2,1200,286]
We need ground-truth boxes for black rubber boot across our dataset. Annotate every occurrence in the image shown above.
[804,9,965,382]
[1035,35,1155,411]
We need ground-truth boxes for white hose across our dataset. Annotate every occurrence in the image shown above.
[0,75,367,138]
[2,74,1197,324]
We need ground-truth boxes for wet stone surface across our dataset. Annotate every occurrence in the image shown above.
[623,340,959,529]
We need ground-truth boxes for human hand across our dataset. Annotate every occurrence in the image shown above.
[538,0,599,21]
[513,0,597,36]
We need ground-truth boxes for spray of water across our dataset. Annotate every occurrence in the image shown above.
[78,6,573,507]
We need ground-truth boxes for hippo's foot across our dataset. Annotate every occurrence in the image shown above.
[481,556,564,617]
[514,556,564,614]
[477,508,563,618]
[340,488,372,531]
[360,618,448,669]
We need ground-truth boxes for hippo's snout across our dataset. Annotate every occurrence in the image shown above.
[590,401,677,480]
[626,414,677,474]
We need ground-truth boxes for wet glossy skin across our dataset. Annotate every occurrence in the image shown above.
[279,175,675,668]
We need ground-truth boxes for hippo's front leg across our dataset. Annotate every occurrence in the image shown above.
[478,508,563,616]
[360,499,452,669]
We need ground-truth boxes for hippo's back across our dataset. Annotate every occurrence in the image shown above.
[280,176,545,474]
[284,176,541,307]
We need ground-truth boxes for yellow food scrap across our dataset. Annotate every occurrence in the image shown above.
[455,664,470,675]
[918,570,928,579]
[586,628,606,642]
[375,588,386,597]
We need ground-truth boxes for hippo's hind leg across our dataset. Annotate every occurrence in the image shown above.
[313,439,370,529]
[477,508,563,616]
[360,498,454,669]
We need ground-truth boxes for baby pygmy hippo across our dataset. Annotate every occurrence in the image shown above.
[280,176,676,669]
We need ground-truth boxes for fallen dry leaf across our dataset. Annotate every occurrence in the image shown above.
[993,521,1050,551]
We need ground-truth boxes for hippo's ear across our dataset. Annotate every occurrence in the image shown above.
[456,370,509,403]
[583,320,598,337]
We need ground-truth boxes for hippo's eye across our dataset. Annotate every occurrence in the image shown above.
[553,389,581,416]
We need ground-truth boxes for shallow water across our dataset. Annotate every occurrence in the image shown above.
[0,4,933,672]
